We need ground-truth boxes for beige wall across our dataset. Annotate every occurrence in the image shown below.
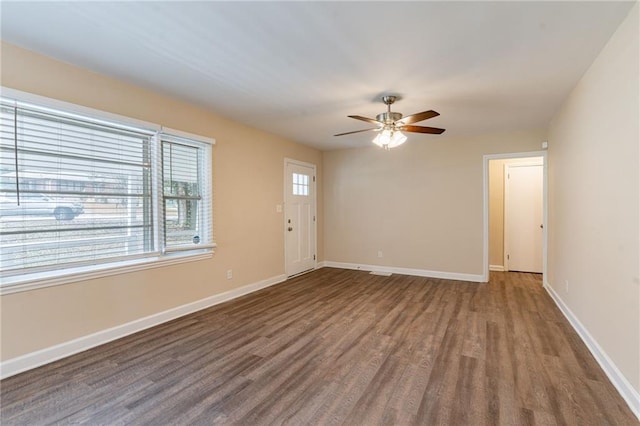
[323,130,545,276]
[547,3,639,394]
[489,157,543,268]
[0,42,323,360]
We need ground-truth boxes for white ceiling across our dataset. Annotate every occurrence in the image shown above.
[1,1,634,150]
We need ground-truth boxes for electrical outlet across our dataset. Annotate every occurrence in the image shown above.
[227,269,233,280]
[565,280,569,293]
[377,250,383,258]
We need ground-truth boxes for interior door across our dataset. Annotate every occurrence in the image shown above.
[285,160,316,276]
[505,163,543,273]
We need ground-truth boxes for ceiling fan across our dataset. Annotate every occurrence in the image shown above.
[334,95,445,149]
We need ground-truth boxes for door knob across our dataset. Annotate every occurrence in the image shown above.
[288,227,293,231]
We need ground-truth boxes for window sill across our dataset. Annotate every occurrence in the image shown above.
[0,248,215,295]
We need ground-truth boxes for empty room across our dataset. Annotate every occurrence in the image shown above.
[0,2,638,425]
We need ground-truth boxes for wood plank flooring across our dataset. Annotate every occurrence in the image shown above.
[1,268,637,425]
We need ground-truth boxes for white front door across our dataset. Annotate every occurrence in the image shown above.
[285,160,316,276]
[505,163,543,273]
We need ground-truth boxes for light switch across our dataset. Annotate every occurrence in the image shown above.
[276,204,282,213]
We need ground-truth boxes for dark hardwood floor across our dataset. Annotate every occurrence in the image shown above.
[1,268,637,425]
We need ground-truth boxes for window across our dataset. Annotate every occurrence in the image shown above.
[0,91,214,284]
[161,135,212,252]
[292,172,309,196]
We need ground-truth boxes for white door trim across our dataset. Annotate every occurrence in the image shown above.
[284,158,317,277]
[482,151,547,283]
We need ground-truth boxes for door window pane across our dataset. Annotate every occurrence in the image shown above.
[292,173,309,196]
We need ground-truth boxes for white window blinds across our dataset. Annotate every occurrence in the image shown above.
[0,101,157,274]
[0,94,215,281]
[161,134,213,252]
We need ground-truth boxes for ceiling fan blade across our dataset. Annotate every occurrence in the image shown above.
[348,115,382,126]
[400,125,446,134]
[396,110,439,125]
[334,128,378,137]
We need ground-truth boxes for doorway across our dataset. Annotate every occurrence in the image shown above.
[284,158,317,277]
[483,151,547,282]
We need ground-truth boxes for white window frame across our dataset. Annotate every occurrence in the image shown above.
[0,87,216,295]
[159,128,215,253]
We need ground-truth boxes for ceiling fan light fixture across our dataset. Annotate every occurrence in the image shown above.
[372,128,407,150]
[372,128,392,148]
[389,130,407,148]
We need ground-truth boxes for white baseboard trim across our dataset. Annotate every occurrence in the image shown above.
[0,273,287,380]
[322,261,484,283]
[489,264,505,272]
[544,281,640,420]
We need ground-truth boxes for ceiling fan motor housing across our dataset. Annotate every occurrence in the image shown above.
[376,111,403,124]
